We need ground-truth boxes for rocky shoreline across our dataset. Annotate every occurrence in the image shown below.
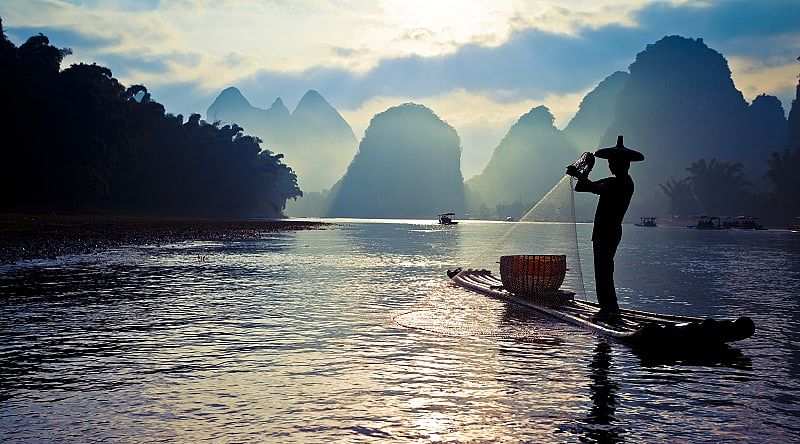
[0,214,328,265]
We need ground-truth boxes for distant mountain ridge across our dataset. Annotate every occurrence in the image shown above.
[467,35,791,219]
[207,88,357,193]
[563,71,629,151]
[205,35,795,220]
[466,106,578,215]
[599,35,787,213]
[786,74,800,150]
[327,103,466,218]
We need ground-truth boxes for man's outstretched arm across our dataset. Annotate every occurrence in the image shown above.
[574,175,611,195]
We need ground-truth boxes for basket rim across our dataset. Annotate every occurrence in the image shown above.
[499,254,567,259]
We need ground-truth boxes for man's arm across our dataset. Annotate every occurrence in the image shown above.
[575,176,612,195]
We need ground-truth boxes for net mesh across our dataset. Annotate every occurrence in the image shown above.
[396,174,591,337]
[464,175,588,300]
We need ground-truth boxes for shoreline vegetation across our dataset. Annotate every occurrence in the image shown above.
[0,21,302,220]
[0,214,328,265]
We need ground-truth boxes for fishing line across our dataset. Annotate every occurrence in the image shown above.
[569,176,589,302]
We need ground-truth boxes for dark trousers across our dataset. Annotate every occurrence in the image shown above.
[593,240,620,313]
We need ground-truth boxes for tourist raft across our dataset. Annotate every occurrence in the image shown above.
[448,255,755,353]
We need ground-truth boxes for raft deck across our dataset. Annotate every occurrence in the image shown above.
[450,269,754,352]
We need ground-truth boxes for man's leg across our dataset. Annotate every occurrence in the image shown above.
[593,241,620,313]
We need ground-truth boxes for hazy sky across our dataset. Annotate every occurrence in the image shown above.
[2,0,799,178]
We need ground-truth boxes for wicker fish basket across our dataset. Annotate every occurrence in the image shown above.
[499,255,567,297]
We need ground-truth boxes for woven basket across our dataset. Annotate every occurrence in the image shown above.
[499,255,567,297]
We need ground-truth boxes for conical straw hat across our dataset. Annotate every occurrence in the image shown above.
[595,135,644,161]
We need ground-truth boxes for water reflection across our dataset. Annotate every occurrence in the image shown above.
[337,220,464,273]
[583,341,623,443]
[636,343,752,368]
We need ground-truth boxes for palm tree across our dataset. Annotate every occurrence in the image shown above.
[659,176,696,217]
[686,158,752,215]
[765,148,800,222]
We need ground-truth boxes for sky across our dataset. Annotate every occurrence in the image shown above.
[2,0,799,178]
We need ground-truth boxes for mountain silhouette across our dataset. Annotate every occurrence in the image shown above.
[564,71,629,151]
[466,106,579,216]
[326,103,466,218]
[599,36,788,213]
[289,90,359,192]
[788,71,800,151]
[207,88,357,192]
[748,93,788,164]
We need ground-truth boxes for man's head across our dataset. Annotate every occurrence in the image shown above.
[594,136,644,175]
[609,158,630,177]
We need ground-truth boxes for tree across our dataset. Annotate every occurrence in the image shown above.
[0,23,301,217]
[685,159,752,215]
[763,148,800,224]
[659,177,696,216]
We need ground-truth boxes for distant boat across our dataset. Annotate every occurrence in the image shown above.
[438,213,459,225]
[791,217,800,233]
[635,216,658,227]
[687,215,728,230]
[506,216,514,222]
[722,216,766,230]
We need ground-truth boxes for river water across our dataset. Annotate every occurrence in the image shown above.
[1,219,798,443]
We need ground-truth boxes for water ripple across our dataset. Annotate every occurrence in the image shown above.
[0,222,798,442]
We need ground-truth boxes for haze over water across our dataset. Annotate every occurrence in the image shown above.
[2,220,798,442]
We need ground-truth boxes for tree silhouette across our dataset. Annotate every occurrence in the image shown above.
[685,159,751,216]
[763,148,800,223]
[0,23,301,217]
[659,176,697,216]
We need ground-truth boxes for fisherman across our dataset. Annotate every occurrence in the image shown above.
[567,135,644,323]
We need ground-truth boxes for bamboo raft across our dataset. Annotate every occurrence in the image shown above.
[449,269,755,353]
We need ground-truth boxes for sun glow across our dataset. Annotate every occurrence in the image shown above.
[375,0,514,56]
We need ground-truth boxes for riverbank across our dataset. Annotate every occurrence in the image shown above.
[0,214,328,264]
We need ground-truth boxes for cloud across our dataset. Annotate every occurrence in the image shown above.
[225,0,799,117]
[92,52,171,76]
[728,56,799,106]
[2,0,797,126]
[234,23,645,112]
[5,25,121,50]
[636,0,800,42]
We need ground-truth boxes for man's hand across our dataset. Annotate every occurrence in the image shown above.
[566,165,579,177]
[566,165,587,179]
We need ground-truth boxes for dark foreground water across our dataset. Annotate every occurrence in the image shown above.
[1,220,799,442]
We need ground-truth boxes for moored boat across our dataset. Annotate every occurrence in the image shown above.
[448,269,754,354]
[687,215,728,230]
[635,216,658,227]
[438,212,459,225]
[722,216,766,230]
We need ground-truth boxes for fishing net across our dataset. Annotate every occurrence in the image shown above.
[463,174,589,301]
[395,171,592,337]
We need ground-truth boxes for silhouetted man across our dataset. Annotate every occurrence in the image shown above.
[568,135,644,323]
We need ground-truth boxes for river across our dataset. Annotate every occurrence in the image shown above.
[1,219,798,442]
